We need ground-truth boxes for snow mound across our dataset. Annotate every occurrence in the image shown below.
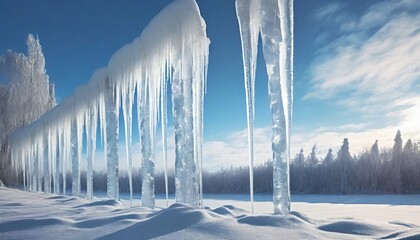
[0,179,4,187]
[75,199,123,208]
[212,205,248,216]
[237,214,308,227]
[0,218,69,233]
[318,220,392,236]
[381,229,420,240]
[97,204,219,239]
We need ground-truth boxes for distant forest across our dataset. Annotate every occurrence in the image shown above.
[61,130,420,195]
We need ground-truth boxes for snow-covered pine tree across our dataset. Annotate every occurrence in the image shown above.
[338,138,352,194]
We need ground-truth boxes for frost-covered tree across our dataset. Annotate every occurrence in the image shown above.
[371,140,380,163]
[324,148,334,165]
[294,148,305,167]
[0,34,55,185]
[401,139,416,192]
[390,130,403,193]
[307,144,318,167]
[338,138,352,194]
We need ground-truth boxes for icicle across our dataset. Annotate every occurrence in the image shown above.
[160,75,169,207]
[62,123,69,195]
[172,70,186,204]
[122,79,134,207]
[37,141,43,192]
[139,85,155,209]
[43,131,51,193]
[71,119,80,197]
[86,103,97,200]
[235,0,260,215]
[53,132,60,195]
[105,77,119,200]
[32,144,38,191]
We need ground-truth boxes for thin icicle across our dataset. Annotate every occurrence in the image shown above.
[235,0,260,214]
[86,103,98,200]
[121,79,134,207]
[160,75,169,207]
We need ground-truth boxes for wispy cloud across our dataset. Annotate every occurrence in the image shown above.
[303,0,420,151]
[314,2,344,20]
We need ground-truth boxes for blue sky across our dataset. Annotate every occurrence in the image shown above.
[1,0,419,171]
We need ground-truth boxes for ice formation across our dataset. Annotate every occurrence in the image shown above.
[10,0,209,209]
[236,0,294,215]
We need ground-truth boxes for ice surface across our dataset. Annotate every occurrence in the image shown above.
[236,0,294,215]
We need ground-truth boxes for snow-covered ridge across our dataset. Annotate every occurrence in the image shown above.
[10,0,209,209]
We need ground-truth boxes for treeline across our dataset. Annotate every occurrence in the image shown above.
[11,130,420,195]
[204,130,420,194]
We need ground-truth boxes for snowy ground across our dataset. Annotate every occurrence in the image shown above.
[1,187,420,239]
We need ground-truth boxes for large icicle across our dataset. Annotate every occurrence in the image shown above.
[105,77,119,200]
[139,86,155,209]
[172,71,186,204]
[236,0,294,215]
[262,0,293,215]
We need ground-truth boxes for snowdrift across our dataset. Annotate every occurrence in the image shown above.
[1,187,420,240]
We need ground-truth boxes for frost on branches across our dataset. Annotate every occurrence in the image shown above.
[0,34,55,185]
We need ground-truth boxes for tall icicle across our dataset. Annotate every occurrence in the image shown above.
[32,144,38,191]
[139,86,155,209]
[71,119,80,197]
[37,141,43,191]
[62,125,69,195]
[236,0,294,215]
[86,104,98,200]
[122,80,134,206]
[105,77,119,200]
[172,72,186,204]
[161,78,169,207]
[183,64,199,207]
[43,133,51,193]
[54,132,60,195]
